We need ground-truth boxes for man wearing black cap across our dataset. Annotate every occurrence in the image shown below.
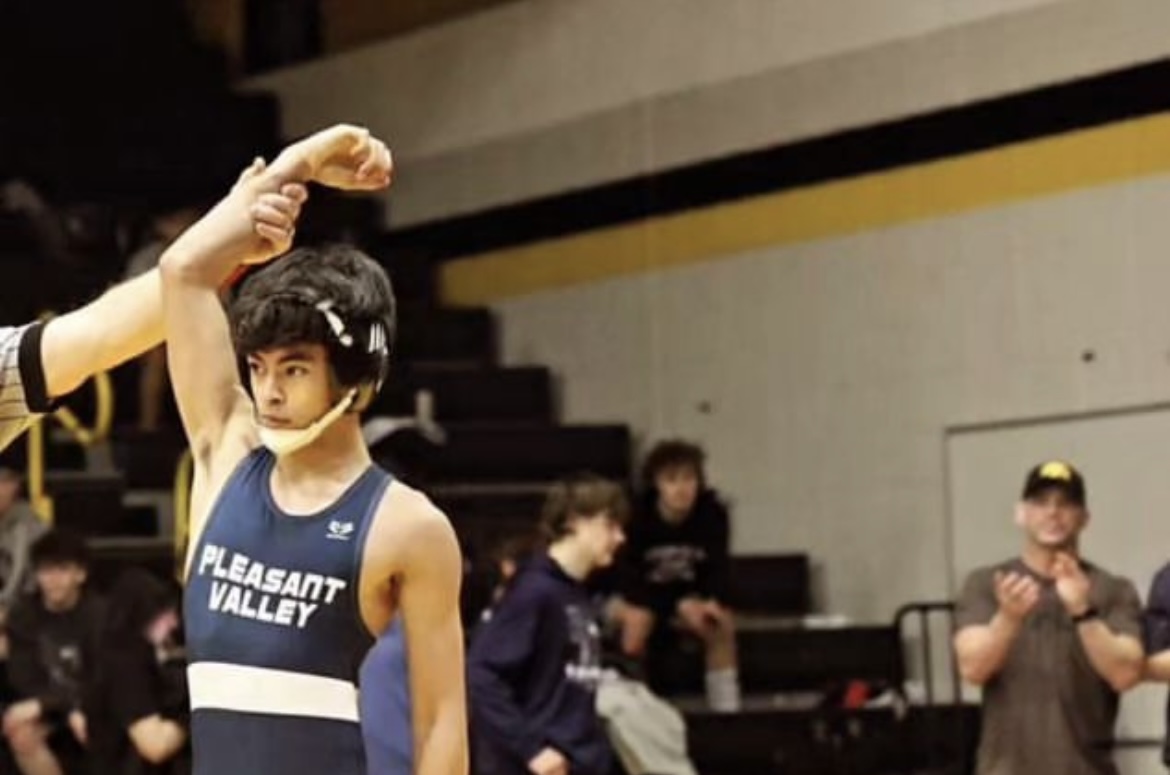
[953,460,1143,775]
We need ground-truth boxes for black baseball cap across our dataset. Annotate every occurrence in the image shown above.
[1021,460,1086,506]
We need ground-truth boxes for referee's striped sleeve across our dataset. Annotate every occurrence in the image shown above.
[0,323,46,452]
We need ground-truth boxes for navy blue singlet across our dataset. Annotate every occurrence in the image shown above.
[184,448,391,775]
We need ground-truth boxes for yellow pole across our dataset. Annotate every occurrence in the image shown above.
[26,420,52,523]
[173,448,194,583]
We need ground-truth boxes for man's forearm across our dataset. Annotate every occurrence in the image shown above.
[1078,622,1143,691]
[160,189,260,289]
[956,613,1022,685]
[159,156,304,289]
[159,239,242,290]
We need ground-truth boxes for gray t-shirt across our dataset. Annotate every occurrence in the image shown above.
[0,501,47,609]
[956,558,1142,775]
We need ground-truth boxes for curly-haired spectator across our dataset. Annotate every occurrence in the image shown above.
[614,440,741,712]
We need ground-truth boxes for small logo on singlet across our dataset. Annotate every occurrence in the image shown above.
[326,520,355,541]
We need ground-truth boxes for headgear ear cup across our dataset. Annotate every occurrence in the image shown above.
[234,293,391,413]
[349,320,390,413]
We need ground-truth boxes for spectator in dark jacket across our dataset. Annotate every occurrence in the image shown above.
[614,439,741,712]
[3,529,104,775]
[84,567,189,775]
[468,473,628,775]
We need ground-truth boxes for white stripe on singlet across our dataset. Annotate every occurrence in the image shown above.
[187,662,360,723]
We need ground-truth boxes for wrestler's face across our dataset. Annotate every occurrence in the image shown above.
[247,344,338,430]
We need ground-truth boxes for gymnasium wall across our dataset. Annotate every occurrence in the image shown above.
[246,0,1170,620]
[487,167,1170,620]
[245,0,1074,222]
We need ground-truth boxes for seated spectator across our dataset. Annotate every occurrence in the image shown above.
[84,567,189,775]
[613,440,741,712]
[467,473,628,775]
[0,468,47,613]
[3,530,104,775]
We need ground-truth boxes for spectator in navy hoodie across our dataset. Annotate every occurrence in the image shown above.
[614,440,741,712]
[467,473,628,775]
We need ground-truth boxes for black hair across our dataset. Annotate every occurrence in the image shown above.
[640,439,707,488]
[229,244,396,410]
[30,529,90,570]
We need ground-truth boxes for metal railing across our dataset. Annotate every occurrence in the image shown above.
[26,363,114,523]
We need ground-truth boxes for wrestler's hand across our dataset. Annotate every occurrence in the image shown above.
[241,162,311,256]
[169,159,309,271]
[266,124,393,191]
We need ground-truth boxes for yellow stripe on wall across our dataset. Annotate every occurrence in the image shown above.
[441,111,1170,306]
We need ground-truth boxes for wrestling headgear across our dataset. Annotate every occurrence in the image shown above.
[229,245,395,456]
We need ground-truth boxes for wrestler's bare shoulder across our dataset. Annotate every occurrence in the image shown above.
[367,479,458,564]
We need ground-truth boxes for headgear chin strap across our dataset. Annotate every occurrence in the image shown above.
[255,388,358,457]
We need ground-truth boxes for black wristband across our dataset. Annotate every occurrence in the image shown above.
[1071,606,1100,625]
[17,321,54,412]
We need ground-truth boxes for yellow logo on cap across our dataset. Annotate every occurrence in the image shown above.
[1040,461,1073,481]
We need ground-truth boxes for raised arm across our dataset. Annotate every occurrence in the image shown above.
[161,125,393,467]
[396,498,469,775]
[37,124,391,411]
[159,161,303,465]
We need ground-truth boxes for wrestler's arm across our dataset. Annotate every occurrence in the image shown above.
[162,124,391,450]
[159,164,295,467]
[392,493,469,775]
[39,124,390,407]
